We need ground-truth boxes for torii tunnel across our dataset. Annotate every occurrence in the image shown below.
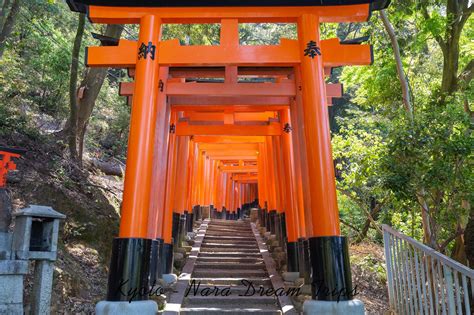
[68,0,389,313]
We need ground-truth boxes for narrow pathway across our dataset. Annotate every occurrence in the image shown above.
[180,219,282,314]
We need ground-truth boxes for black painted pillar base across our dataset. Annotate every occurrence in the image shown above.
[150,239,158,284]
[149,238,164,284]
[309,236,353,301]
[280,213,287,243]
[172,212,180,247]
[297,238,312,284]
[161,242,174,275]
[265,209,270,231]
[286,241,299,272]
[185,211,194,232]
[269,210,276,234]
[106,238,152,301]
[193,205,200,221]
[262,208,267,228]
[274,212,282,243]
[209,205,214,220]
[237,207,241,219]
[178,214,186,246]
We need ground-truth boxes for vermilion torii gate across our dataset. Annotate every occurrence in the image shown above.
[67,0,389,313]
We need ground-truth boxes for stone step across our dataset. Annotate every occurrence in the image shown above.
[198,252,262,258]
[207,224,252,229]
[184,284,275,296]
[209,221,249,226]
[200,243,257,249]
[199,248,260,253]
[195,262,266,270]
[204,232,252,237]
[180,307,281,314]
[204,235,256,241]
[206,225,250,229]
[207,226,250,230]
[203,241,257,246]
[196,257,264,263]
[184,295,278,306]
[207,224,250,229]
[205,230,254,235]
[189,278,273,286]
[192,269,268,278]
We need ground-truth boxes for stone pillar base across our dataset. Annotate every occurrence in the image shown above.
[162,273,178,285]
[303,299,365,315]
[0,260,28,315]
[250,208,259,222]
[96,300,158,315]
[282,272,300,282]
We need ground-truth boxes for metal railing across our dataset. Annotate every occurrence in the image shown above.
[383,224,474,315]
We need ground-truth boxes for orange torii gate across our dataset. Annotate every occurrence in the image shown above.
[67,0,389,313]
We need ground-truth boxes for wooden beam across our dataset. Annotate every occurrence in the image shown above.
[211,156,257,160]
[88,5,371,24]
[167,81,296,97]
[192,136,265,144]
[326,83,343,98]
[169,67,293,79]
[121,81,341,98]
[170,96,290,107]
[176,122,282,136]
[180,112,276,123]
[87,38,371,68]
[199,143,259,151]
[220,165,258,173]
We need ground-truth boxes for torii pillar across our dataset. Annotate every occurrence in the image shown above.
[298,14,363,314]
[97,14,162,314]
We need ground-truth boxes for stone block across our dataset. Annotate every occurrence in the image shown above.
[282,272,300,282]
[303,299,365,315]
[162,273,178,285]
[0,260,28,315]
[96,300,158,315]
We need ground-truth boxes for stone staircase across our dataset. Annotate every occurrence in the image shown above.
[180,220,282,314]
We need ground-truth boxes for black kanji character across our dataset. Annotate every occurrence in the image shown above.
[304,40,321,59]
[138,41,156,60]
[283,123,293,133]
[159,80,164,92]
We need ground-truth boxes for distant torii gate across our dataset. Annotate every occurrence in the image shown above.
[67,1,389,313]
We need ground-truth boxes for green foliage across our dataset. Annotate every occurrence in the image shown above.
[162,23,221,45]
[334,1,472,251]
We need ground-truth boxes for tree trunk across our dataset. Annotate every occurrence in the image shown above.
[464,209,474,267]
[90,158,125,177]
[75,24,124,162]
[68,13,86,162]
[0,0,12,30]
[379,10,413,119]
[355,198,382,243]
[0,189,12,232]
[0,0,20,58]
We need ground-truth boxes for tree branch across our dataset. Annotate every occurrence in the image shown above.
[457,59,474,90]
[380,10,414,119]
[0,0,20,58]
[439,228,464,252]
[340,218,361,233]
[338,189,384,237]
[420,3,446,53]
[460,2,473,26]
